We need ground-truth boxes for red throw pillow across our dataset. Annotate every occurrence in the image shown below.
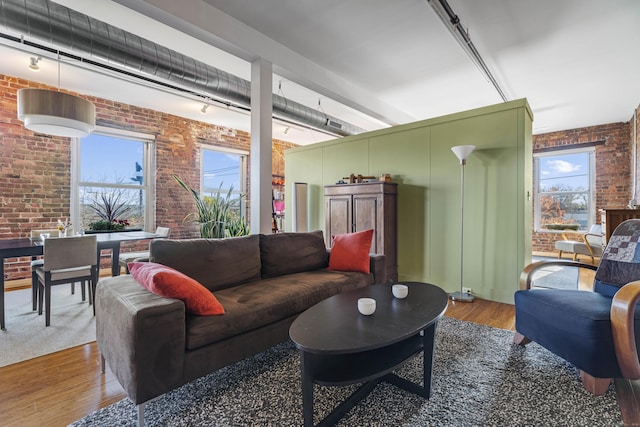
[128,262,224,316]
[328,229,374,274]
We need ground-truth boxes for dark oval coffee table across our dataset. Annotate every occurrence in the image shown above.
[289,281,448,427]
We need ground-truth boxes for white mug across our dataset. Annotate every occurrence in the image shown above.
[357,298,376,315]
[392,284,408,299]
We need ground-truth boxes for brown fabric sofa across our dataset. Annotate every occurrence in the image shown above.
[95,230,385,422]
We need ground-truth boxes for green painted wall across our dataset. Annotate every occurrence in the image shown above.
[285,99,533,304]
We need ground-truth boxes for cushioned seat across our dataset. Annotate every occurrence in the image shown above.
[515,219,640,394]
[514,289,635,378]
[185,269,373,350]
[554,224,603,262]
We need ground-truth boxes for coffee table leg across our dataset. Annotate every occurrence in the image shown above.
[422,323,437,398]
[300,351,314,427]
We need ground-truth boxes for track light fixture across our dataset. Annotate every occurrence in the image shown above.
[28,56,41,71]
[200,104,209,114]
[426,0,508,102]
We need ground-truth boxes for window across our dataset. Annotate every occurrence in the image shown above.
[71,129,155,232]
[534,149,595,231]
[201,146,247,215]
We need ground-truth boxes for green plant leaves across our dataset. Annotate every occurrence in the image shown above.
[173,175,250,238]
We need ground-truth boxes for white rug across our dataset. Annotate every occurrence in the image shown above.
[0,286,96,367]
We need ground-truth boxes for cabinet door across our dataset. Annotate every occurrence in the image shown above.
[353,195,378,253]
[325,195,352,247]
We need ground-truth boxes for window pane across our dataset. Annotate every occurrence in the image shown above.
[79,186,145,230]
[536,151,592,231]
[202,150,241,192]
[81,134,144,185]
[538,153,589,192]
[540,192,589,229]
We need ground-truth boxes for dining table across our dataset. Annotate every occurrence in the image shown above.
[0,231,158,330]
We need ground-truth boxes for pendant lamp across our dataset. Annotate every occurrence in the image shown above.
[17,88,96,137]
[17,53,95,138]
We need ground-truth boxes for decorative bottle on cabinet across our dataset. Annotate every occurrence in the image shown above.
[324,182,397,282]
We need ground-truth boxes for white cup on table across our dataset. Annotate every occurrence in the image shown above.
[392,284,408,299]
[357,298,376,315]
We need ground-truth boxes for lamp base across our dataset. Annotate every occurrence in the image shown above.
[449,291,475,303]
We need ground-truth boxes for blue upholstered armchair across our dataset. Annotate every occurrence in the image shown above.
[514,219,640,394]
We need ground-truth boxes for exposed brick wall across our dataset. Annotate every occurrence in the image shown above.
[0,74,297,280]
[532,121,632,252]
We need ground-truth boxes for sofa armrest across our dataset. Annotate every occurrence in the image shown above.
[369,253,386,284]
[95,275,186,405]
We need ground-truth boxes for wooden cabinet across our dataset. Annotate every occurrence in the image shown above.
[600,209,640,243]
[325,182,397,282]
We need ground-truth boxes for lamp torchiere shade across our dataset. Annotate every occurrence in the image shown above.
[17,88,96,138]
[451,145,476,165]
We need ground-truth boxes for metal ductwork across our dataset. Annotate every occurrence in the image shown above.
[0,0,365,136]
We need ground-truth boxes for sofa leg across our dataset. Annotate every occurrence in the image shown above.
[137,402,145,427]
[513,332,531,345]
[580,371,611,395]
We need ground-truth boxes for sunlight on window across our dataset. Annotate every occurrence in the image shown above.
[535,150,593,231]
[76,132,152,231]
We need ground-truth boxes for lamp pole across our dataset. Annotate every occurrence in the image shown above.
[450,145,476,303]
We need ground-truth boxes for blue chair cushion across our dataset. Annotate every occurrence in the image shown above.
[515,289,640,378]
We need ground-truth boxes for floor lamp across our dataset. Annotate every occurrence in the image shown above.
[450,145,475,303]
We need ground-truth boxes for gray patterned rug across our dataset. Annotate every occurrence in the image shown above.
[70,317,621,426]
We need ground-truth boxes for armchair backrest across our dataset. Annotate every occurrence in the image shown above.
[585,224,603,247]
[43,235,97,271]
[594,219,640,297]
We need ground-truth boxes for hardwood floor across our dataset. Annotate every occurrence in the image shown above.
[0,287,637,426]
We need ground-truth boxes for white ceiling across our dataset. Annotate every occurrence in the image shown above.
[2,0,640,145]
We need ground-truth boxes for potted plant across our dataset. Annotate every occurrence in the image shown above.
[87,219,131,232]
[543,223,580,231]
[173,175,250,238]
[85,190,137,233]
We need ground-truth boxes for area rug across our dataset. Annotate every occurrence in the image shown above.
[530,257,580,290]
[70,317,621,426]
[0,286,96,367]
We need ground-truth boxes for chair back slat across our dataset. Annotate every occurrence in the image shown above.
[43,235,97,271]
[155,227,171,238]
[594,219,640,297]
[31,229,60,239]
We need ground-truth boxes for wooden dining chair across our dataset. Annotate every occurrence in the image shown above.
[35,235,98,326]
[30,229,61,311]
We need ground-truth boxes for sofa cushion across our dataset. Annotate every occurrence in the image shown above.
[128,262,224,316]
[328,229,374,274]
[150,235,261,292]
[184,269,373,350]
[259,230,328,278]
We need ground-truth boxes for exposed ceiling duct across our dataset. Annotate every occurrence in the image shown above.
[0,0,365,137]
